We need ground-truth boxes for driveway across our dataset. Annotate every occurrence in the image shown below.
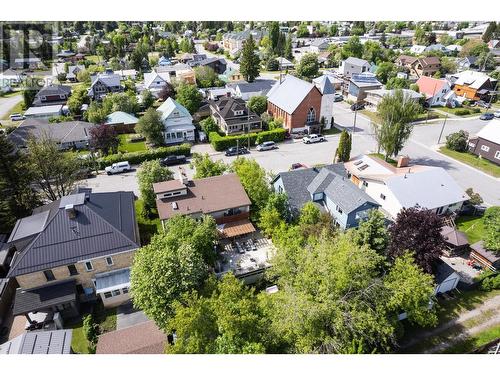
[116,302,150,330]
[0,93,22,120]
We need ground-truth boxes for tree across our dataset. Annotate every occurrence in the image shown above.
[414,27,428,46]
[476,52,496,71]
[247,95,267,115]
[459,39,489,58]
[232,157,270,214]
[376,89,422,160]
[334,129,351,162]
[375,62,396,84]
[192,153,228,179]
[341,36,363,59]
[137,159,173,213]
[141,89,156,110]
[385,77,410,90]
[296,23,310,38]
[158,82,175,101]
[67,86,88,116]
[483,206,500,252]
[194,66,223,88]
[266,58,279,71]
[102,92,139,115]
[239,34,260,83]
[26,136,81,201]
[284,34,293,60]
[86,102,108,124]
[135,108,164,146]
[362,40,386,64]
[88,124,119,155]
[465,188,483,206]
[176,84,202,114]
[482,22,497,43]
[296,53,319,79]
[445,130,469,152]
[388,206,446,274]
[298,202,321,226]
[440,57,457,75]
[259,207,285,238]
[356,209,389,255]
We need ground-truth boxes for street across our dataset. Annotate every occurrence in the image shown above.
[0,93,22,120]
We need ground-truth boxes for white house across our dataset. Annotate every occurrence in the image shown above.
[143,71,171,96]
[114,69,137,81]
[156,98,195,145]
[410,44,426,54]
[416,76,453,107]
[344,155,469,220]
[312,75,336,129]
[339,57,371,78]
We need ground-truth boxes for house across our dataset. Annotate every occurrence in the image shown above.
[228,79,276,101]
[434,260,460,295]
[409,44,426,54]
[189,57,227,74]
[267,74,322,133]
[56,50,76,60]
[24,104,64,119]
[13,57,43,70]
[272,164,380,229]
[449,70,497,102]
[277,57,294,70]
[309,38,330,53]
[0,329,73,354]
[156,63,196,85]
[312,75,337,128]
[416,76,453,107]
[87,70,123,100]
[469,241,500,272]
[440,225,469,256]
[66,64,85,82]
[32,85,72,107]
[425,44,447,54]
[156,97,196,144]
[6,188,140,322]
[208,96,262,135]
[8,119,92,150]
[395,55,441,78]
[456,56,478,71]
[344,155,469,220]
[488,39,500,49]
[364,88,423,110]
[114,69,137,81]
[143,70,173,96]
[445,45,462,54]
[222,29,266,54]
[158,56,172,66]
[0,69,23,86]
[154,171,255,239]
[347,73,383,102]
[205,87,232,101]
[104,111,139,134]
[219,68,244,83]
[468,119,500,165]
[339,57,371,78]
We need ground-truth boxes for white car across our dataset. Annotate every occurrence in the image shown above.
[303,134,325,144]
[494,111,500,118]
[105,161,131,175]
[256,141,277,151]
[9,113,25,121]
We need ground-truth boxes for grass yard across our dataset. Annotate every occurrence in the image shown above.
[1,100,24,120]
[439,147,500,178]
[321,127,341,135]
[360,109,442,125]
[118,134,147,153]
[435,106,485,117]
[0,90,22,98]
[442,324,500,353]
[68,321,90,354]
[369,152,397,166]
[456,215,485,244]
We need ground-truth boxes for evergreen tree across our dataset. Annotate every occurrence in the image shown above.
[239,35,260,82]
[335,129,351,162]
[284,34,293,60]
[482,22,497,43]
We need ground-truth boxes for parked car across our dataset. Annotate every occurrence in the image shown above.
[493,111,500,118]
[9,113,25,121]
[480,113,494,120]
[160,155,187,166]
[350,102,365,111]
[256,141,277,151]
[225,146,248,156]
[303,134,325,144]
[334,93,343,102]
[475,100,491,109]
[105,161,131,175]
[290,163,308,170]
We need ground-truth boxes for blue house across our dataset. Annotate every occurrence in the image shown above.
[272,164,380,229]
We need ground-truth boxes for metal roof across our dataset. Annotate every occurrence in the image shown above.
[313,75,336,95]
[7,210,50,243]
[157,97,193,122]
[476,119,500,145]
[105,111,139,125]
[0,329,72,354]
[267,74,318,114]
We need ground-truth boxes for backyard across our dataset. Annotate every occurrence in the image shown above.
[439,146,500,178]
[456,215,485,244]
[118,134,147,153]
[134,199,162,245]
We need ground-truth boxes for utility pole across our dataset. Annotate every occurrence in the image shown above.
[437,114,448,144]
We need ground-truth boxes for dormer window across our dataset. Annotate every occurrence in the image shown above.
[234,110,244,116]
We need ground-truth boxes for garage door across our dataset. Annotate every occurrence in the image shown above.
[437,278,458,294]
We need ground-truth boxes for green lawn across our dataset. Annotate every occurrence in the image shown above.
[369,153,397,166]
[118,134,147,153]
[360,109,442,125]
[439,147,500,178]
[1,100,24,120]
[0,90,22,98]
[442,324,500,353]
[435,106,485,117]
[456,215,485,244]
[85,55,101,64]
[321,127,341,135]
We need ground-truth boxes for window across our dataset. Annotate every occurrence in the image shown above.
[85,261,93,272]
[68,265,78,276]
[44,270,56,282]
[111,289,121,297]
[104,291,112,299]
[380,194,386,200]
[436,206,444,215]
[481,145,490,152]
[336,205,343,215]
[122,287,129,294]
[105,257,113,266]
[495,151,500,160]
[362,181,368,187]
[306,108,316,124]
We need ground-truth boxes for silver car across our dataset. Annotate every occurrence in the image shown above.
[256,141,277,151]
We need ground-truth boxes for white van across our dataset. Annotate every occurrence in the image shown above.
[105,161,131,175]
[256,141,277,151]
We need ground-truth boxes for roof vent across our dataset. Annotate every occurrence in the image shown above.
[171,202,178,210]
[65,204,77,219]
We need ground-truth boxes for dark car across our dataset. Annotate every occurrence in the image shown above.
[160,155,187,166]
[290,163,308,170]
[225,146,248,156]
[480,113,494,120]
[350,102,365,111]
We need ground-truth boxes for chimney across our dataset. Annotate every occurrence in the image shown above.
[65,204,77,219]
[397,155,410,168]
[177,167,189,185]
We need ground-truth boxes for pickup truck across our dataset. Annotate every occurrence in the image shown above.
[160,155,187,166]
[302,134,325,144]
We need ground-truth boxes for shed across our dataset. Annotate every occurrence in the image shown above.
[434,260,460,294]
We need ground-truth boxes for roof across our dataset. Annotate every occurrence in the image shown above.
[105,111,139,125]
[153,179,186,193]
[96,320,166,354]
[7,190,139,277]
[155,173,252,221]
[475,119,500,145]
[0,329,72,354]
[417,56,441,67]
[440,225,469,247]
[33,85,71,103]
[416,76,448,98]
[208,97,260,122]
[312,75,335,95]
[13,279,77,315]
[435,260,459,284]
[218,219,256,238]
[143,71,170,88]
[367,88,423,100]
[95,267,130,294]
[229,79,276,94]
[8,119,92,148]
[395,55,418,65]
[451,70,495,89]
[267,74,318,114]
[90,72,121,88]
[350,73,382,88]
[157,97,192,122]
[470,241,500,264]
[24,105,63,116]
[274,168,320,214]
[343,57,370,67]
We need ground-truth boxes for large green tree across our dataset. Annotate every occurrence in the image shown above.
[137,159,173,214]
[232,157,271,215]
[335,129,351,162]
[341,36,363,59]
[483,206,500,252]
[296,53,319,79]
[239,35,260,82]
[135,108,164,146]
[192,153,228,179]
[355,209,389,255]
[247,95,268,115]
[175,84,202,114]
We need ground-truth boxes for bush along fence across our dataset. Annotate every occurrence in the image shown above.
[96,143,192,169]
[209,128,286,151]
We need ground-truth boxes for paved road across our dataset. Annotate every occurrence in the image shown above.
[0,93,22,120]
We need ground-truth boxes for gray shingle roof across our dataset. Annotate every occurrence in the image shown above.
[275,168,319,215]
[229,79,276,94]
[324,175,378,213]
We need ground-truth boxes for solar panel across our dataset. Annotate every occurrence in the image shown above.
[358,164,369,171]
[354,160,363,166]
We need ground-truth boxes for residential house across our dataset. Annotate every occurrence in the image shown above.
[272,164,380,229]
[87,70,123,101]
[156,97,196,144]
[189,57,227,74]
[154,171,255,239]
[396,55,441,78]
[219,68,244,83]
[267,74,322,133]
[312,75,337,128]
[364,88,423,110]
[445,45,462,54]
[470,241,500,272]
[339,57,371,78]
[309,39,330,53]
[156,63,196,85]
[222,29,266,55]
[425,44,447,54]
[104,111,139,134]
[409,44,426,54]
[205,87,232,101]
[228,79,276,101]
[66,65,85,82]
[0,330,73,354]
[488,39,500,49]
[158,56,172,66]
[468,119,500,165]
[208,96,262,135]
[456,56,478,71]
[8,119,92,150]
[0,69,23,86]
[142,70,173,96]
[6,188,140,323]
[13,57,43,70]
[32,85,71,107]
[344,155,469,220]
[114,69,137,81]
[24,104,64,119]
[416,76,453,106]
[449,70,497,102]
[347,73,383,102]
[277,57,294,70]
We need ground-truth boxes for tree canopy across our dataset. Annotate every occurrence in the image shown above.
[137,159,173,214]
[135,108,164,146]
[239,35,260,82]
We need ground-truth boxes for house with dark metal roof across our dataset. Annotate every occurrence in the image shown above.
[272,164,380,229]
[32,85,72,107]
[6,188,140,321]
[228,79,276,101]
[189,57,227,74]
[87,70,123,100]
[208,96,262,136]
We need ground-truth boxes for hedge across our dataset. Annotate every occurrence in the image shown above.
[96,143,191,169]
[454,109,470,116]
[209,128,286,151]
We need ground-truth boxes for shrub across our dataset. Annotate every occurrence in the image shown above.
[480,273,500,291]
[97,143,191,169]
[209,129,286,151]
[471,108,481,113]
[445,130,469,152]
[82,314,99,346]
[454,109,470,116]
[256,128,286,144]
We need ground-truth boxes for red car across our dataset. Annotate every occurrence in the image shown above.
[290,163,308,170]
